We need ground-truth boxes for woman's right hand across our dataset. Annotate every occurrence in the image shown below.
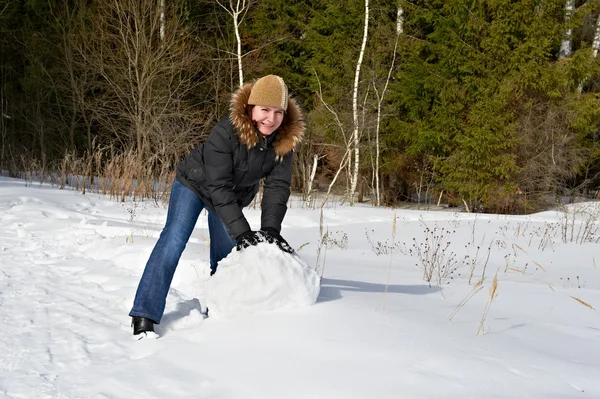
[235,230,262,251]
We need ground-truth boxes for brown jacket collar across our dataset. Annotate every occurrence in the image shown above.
[230,82,305,158]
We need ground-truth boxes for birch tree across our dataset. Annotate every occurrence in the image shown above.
[216,0,251,87]
[305,154,321,208]
[559,0,575,59]
[349,0,370,205]
[593,12,600,58]
[372,3,402,207]
[160,0,165,41]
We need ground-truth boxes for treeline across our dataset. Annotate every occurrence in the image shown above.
[1,0,600,212]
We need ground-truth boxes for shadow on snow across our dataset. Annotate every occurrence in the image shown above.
[318,277,439,303]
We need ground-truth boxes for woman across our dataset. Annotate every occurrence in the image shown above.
[129,75,305,337]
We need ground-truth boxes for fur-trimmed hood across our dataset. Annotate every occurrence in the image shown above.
[230,82,305,158]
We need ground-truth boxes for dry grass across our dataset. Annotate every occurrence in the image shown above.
[569,296,595,310]
[50,148,176,205]
[315,208,328,278]
[447,277,485,322]
[296,242,310,252]
[477,272,499,336]
[410,223,459,289]
[467,240,492,285]
[512,243,528,254]
[506,267,526,274]
[559,204,600,244]
[380,212,398,311]
[532,261,547,272]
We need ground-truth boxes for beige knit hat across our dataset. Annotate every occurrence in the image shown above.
[247,75,289,111]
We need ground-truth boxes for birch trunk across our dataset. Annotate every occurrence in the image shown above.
[396,3,404,35]
[359,86,369,204]
[305,154,319,208]
[559,0,574,59]
[159,0,165,41]
[350,0,369,205]
[373,4,402,207]
[322,147,352,208]
[233,6,244,86]
[216,0,248,87]
[593,13,600,58]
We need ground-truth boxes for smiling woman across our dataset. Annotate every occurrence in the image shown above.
[252,106,284,137]
[128,75,305,338]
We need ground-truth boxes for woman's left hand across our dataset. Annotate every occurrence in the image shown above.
[261,228,294,254]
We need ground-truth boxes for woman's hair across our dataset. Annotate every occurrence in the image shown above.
[245,104,254,119]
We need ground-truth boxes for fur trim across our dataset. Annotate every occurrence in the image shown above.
[230,82,305,158]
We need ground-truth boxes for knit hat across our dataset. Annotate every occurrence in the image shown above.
[247,75,289,111]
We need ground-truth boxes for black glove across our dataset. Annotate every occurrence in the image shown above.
[261,228,294,254]
[236,230,263,251]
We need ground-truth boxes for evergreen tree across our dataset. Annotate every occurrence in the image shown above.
[385,0,600,210]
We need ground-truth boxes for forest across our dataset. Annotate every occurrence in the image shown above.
[1,0,600,212]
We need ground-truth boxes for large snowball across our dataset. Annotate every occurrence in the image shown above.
[204,243,320,319]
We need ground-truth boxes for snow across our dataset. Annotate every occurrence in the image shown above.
[1,176,600,398]
[205,244,320,319]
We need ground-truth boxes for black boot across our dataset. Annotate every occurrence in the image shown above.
[131,316,155,336]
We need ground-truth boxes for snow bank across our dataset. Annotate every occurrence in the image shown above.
[204,243,320,319]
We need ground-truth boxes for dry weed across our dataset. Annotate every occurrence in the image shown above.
[569,296,595,310]
[381,212,398,311]
[477,272,499,336]
[447,277,485,322]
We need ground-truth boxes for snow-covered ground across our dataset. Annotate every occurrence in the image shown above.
[1,176,599,398]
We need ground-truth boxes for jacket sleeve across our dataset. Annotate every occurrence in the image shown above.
[261,151,293,233]
[204,125,251,240]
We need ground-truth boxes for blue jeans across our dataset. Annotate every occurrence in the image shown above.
[129,179,236,324]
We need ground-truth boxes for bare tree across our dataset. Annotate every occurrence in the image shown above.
[48,0,90,152]
[372,3,402,207]
[17,34,60,175]
[313,70,353,207]
[75,0,207,162]
[349,0,370,205]
[216,0,252,87]
[0,1,10,16]
[515,100,584,199]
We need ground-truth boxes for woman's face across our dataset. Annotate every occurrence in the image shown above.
[251,105,284,136]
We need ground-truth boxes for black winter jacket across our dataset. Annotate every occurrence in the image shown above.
[176,82,305,240]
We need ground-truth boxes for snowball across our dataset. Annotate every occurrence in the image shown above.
[204,243,320,319]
